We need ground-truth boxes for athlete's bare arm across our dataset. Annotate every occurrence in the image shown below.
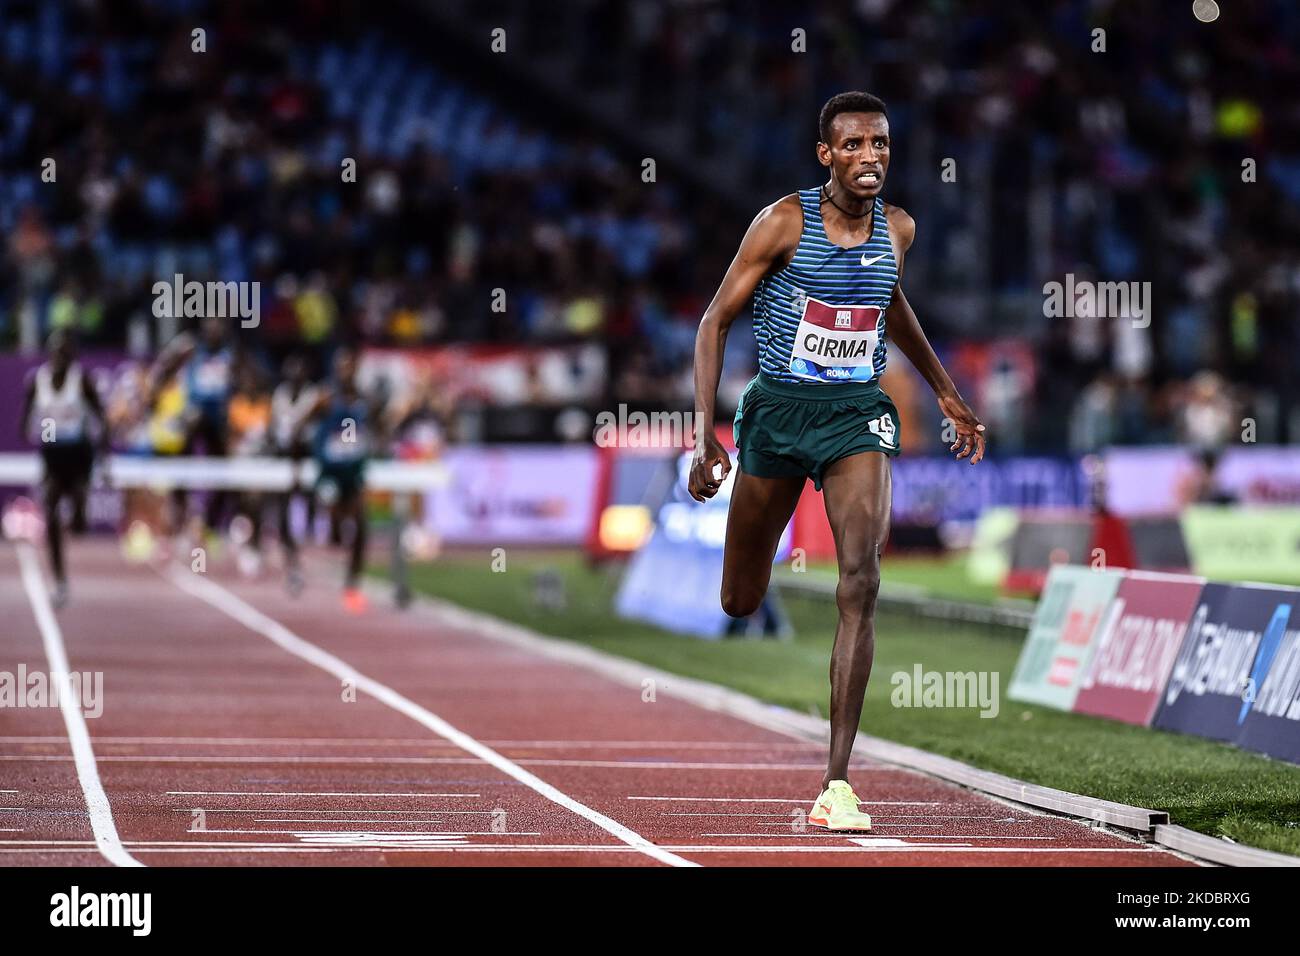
[291,388,332,447]
[883,204,986,464]
[82,373,110,451]
[366,388,391,444]
[81,372,113,483]
[19,379,36,443]
[689,195,803,501]
[146,332,196,407]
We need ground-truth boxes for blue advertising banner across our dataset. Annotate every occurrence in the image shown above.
[1235,600,1300,763]
[615,451,791,639]
[1153,583,1297,753]
[890,456,1086,525]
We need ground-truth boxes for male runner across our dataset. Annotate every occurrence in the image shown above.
[226,363,273,576]
[270,353,320,595]
[149,315,240,540]
[689,92,986,830]
[296,347,386,613]
[19,330,109,607]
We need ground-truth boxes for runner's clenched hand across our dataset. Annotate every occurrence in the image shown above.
[938,393,986,465]
[688,434,732,501]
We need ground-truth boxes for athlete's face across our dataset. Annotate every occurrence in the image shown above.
[237,366,259,395]
[49,339,72,374]
[334,351,357,387]
[200,316,224,348]
[284,356,305,385]
[818,112,890,201]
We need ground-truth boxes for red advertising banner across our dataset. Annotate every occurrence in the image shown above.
[1074,572,1206,726]
[361,344,605,406]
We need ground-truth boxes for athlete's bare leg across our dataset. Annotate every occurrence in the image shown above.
[68,479,88,535]
[43,480,67,586]
[818,450,891,790]
[336,496,367,588]
[278,491,300,560]
[719,469,805,618]
[277,489,305,596]
[168,487,188,536]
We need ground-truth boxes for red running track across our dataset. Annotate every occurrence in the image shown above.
[1,538,1198,867]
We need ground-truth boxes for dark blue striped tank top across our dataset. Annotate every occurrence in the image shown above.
[752,188,899,385]
[315,391,370,464]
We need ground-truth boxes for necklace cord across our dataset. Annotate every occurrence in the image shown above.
[820,184,875,219]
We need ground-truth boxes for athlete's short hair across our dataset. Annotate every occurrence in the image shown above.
[818,92,888,143]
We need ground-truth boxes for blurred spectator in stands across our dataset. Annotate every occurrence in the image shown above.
[1179,370,1238,452]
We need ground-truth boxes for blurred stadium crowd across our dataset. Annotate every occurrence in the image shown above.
[1,0,1297,454]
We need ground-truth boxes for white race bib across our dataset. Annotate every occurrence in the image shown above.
[788,296,883,383]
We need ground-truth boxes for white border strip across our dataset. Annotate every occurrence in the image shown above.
[1153,825,1300,868]
[165,566,697,868]
[15,543,142,867]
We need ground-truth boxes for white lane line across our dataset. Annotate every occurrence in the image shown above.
[856,839,976,847]
[701,830,890,838]
[521,760,872,770]
[488,740,821,750]
[140,845,647,854]
[167,790,478,798]
[2,756,486,764]
[0,847,331,854]
[195,828,542,836]
[857,835,1058,840]
[0,839,642,851]
[16,543,141,868]
[707,827,1050,832]
[169,808,494,814]
[2,736,446,746]
[5,754,873,770]
[165,566,697,869]
[628,796,940,804]
[701,832,865,838]
[0,736,820,750]
[661,811,1004,819]
[253,820,537,827]
[663,812,804,817]
[293,834,470,847]
[631,796,809,803]
[0,842,650,858]
[290,829,538,837]
[652,845,1158,854]
[752,817,1006,824]
[700,832,1059,840]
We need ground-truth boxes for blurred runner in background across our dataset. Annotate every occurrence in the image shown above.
[149,316,243,547]
[227,363,273,576]
[296,347,387,613]
[18,330,109,607]
[271,353,320,595]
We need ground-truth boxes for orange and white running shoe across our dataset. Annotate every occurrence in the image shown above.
[342,587,369,615]
[807,779,872,831]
